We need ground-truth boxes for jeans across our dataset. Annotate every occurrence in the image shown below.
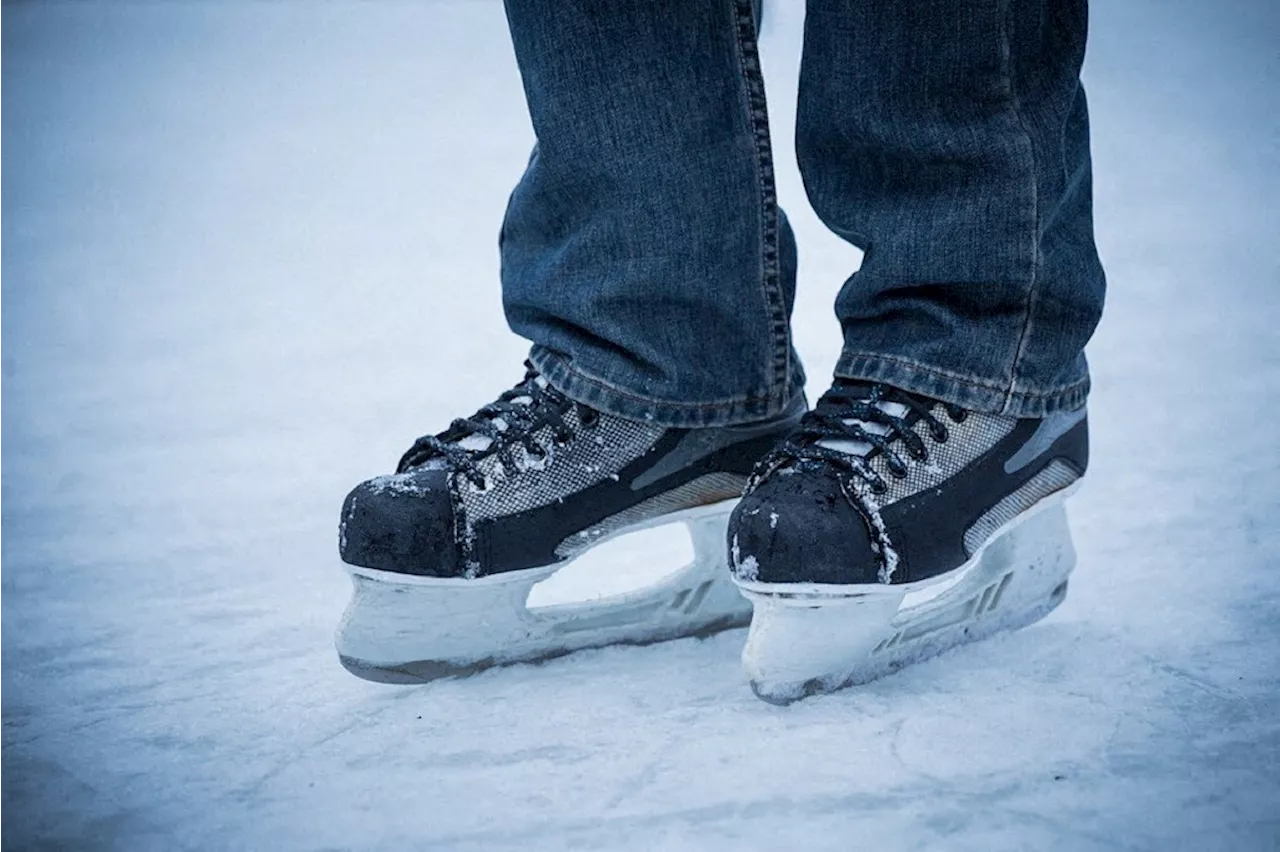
[499,0,1105,427]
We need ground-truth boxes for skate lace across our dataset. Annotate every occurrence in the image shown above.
[752,380,966,495]
[397,361,600,487]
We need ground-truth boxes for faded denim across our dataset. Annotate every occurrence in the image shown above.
[499,0,1105,426]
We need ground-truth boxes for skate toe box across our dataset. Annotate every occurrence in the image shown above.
[729,468,880,586]
[339,468,462,577]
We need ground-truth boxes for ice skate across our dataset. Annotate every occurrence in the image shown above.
[728,379,1087,704]
[337,363,805,683]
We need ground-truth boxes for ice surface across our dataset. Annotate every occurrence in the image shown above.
[3,1,1279,849]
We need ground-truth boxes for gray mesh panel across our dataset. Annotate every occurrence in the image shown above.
[963,459,1078,555]
[554,472,746,559]
[459,407,667,523]
[873,412,1015,504]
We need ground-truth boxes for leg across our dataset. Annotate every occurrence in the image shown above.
[729,0,1104,701]
[501,0,804,428]
[335,3,813,682]
[798,0,1104,417]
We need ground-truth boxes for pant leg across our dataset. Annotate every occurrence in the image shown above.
[500,0,804,428]
[797,0,1105,416]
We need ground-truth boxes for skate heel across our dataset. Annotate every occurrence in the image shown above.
[337,502,752,683]
[741,500,1076,704]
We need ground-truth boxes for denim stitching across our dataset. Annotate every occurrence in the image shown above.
[728,0,791,401]
[532,348,796,428]
[837,351,1090,415]
[838,351,1014,391]
[536,349,779,408]
[998,0,1044,415]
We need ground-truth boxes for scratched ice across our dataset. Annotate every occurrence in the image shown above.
[4,2,1278,849]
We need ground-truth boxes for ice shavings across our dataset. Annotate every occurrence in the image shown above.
[855,485,900,584]
[730,534,759,581]
[338,495,355,551]
[367,473,436,496]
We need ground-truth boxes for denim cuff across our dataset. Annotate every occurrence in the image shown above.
[531,346,807,429]
[835,351,1090,418]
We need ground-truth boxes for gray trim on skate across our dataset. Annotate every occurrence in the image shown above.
[630,396,807,492]
[1004,406,1087,474]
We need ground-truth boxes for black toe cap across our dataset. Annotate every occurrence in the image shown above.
[338,467,463,577]
[729,467,880,585]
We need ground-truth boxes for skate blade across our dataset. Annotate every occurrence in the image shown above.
[738,489,1078,705]
[335,500,751,683]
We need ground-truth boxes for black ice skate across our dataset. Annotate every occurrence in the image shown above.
[728,379,1087,703]
[337,363,806,683]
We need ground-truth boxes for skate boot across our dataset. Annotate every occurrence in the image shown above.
[728,379,1087,703]
[337,363,806,683]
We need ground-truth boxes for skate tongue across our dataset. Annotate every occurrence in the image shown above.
[451,375,551,454]
[817,400,911,459]
[504,374,549,409]
[456,433,496,453]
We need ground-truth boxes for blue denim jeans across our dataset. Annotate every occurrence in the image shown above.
[499,0,1105,427]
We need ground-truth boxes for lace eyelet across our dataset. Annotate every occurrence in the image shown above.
[934,427,949,444]
[871,480,889,495]
[579,410,600,429]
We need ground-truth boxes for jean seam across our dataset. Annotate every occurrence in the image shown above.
[838,351,1012,392]
[837,351,1090,407]
[534,348,782,409]
[998,0,1043,415]
[728,0,791,400]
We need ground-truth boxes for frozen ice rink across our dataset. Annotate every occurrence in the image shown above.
[4,1,1278,849]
